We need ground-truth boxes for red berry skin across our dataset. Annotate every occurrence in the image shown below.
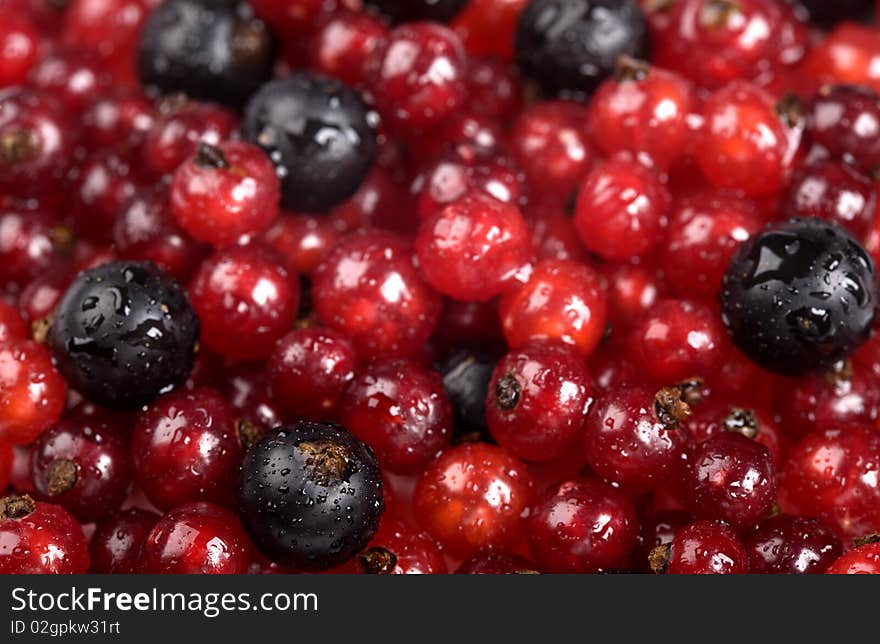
[341,360,453,474]
[745,515,842,574]
[782,161,876,242]
[487,343,592,463]
[665,520,748,575]
[510,101,593,201]
[603,262,661,329]
[588,63,695,171]
[807,86,880,175]
[308,8,388,89]
[0,440,12,490]
[0,300,26,344]
[416,193,533,302]
[695,82,794,199]
[500,259,607,359]
[634,510,692,573]
[367,22,467,132]
[685,432,777,531]
[0,340,67,446]
[139,502,251,574]
[0,496,89,574]
[0,210,69,291]
[267,327,356,421]
[583,386,694,495]
[313,230,441,360]
[0,13,40,88]
[69,151,144,243]
[27,48,111,115]
[171,142,281,248]
[81,90,156,154]
[574,158,670,262]
[628,299,729,384]
[463,57,522,122]
[220,363,283,436]
[264,214,340,276]
[31,414,132,524]
[90,508,159,574]
[354,520,447,575]
[452,0,527,61]
[682,401,787,467]
[826,541,880,574]
[190,245,299,361]
[803,34,880,116]
[660,194,762,302]
[413,443,534,558]
[527,478,638,573]
[782,424,880,540]
[456,550,537,574]
[131,388,243,511]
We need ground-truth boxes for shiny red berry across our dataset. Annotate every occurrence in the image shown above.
[0,494,89,574]
[90,508,159,574]
[826,539,880,574]
[0,12,40,88]
[0,340,66,446]
[745,515,842,574]
[355,520,447,574]
[308,8,388,89]
[659,520,748,575]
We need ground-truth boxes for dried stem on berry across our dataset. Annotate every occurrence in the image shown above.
[824,359,854,387]
[358,547,398,574]
[653,387,692,428]
[495,374,521,411]
[45,459,78,497]
[853,534,880,548]
[0,130,37,164]
[776,93,805,129]
[0,495,37,520]
[300,441,353,486]
[194,143,230,170]
[236,419,262,451]
[614,56,651,83]
[723,408,760,440]
[700,0,743,28]
[648,544,670,574]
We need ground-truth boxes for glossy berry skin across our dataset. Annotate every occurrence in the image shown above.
[366,22,467,132]
[138,0,275,109]
[487,343,592,462]
[660,194,762,303]
[90,509,159,574]
[603,264,660,330]
[574,158,670,262]
[509,101,592,200]
[628,299,728,384]
[527,477,638,573]
[31,415,131,524]
[826,541,880,574]
[0,495,89,574]
[171,141,281,247]
[584,386,694,494]
[28,48,111,115]
[0,88,75,197]
[663,520,748,575]
[463,57,523,121]
[456,550,537,574]
[808,85,880,174]
[682,401,786,467]
[588,61,695,171]
[313,230,440,360]
[452,0,528,61]
[355,520,447,575]
[0,210,69,291]
[189,245,299,361]
[515,0,648,99]
[308,8,388,89]
[263,214,339,276]
[48,261,199,409]
[267,327,356,421]
[634,511,692,573]
[139,502,251,574]
[0,13,40,88]
[237,421,385,571]
[500,259,607,359]
[0,300,26,344]
[783,162,876,243]
[435,342,503,440]
[81,90,156,153]
[721,218,876,377]
[695,82,793,199]
[684,432,777,531]
[141,100,237,177]
[367,0,468,23]
[0,441,10,491]
[413,443,533,557]
[243,73,376,213]
[132,387,242,511]
[782,424,880,540]
[0,340,67,446]
[745,515,842,575]
[416,194,532,302]
[114,186,210,282]
[341,360,453,474]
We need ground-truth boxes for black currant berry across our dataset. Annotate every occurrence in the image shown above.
[515,0,649,100]
[48,262,199,409]
[721,218,877,376]
[242,73,377,213]
[138,0,276,109]
[365,0,468,23]
[434,343,504,442]
[237,421,384,571]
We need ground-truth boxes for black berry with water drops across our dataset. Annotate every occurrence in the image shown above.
[237,421,384,571]
[515,0,649,100]
[365,0,469,23]
[138,0,276,109]
[721,218,876,376]
[48,261,199,409]
[434,343,504,442]
[242,73,377,213]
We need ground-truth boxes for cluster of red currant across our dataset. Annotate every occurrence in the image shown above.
[1,0,880,576]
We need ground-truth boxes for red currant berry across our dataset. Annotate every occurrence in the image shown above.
[90,508,159,574]
[682,401,786,466]
[603,262,661,329]
[264,214,340,276]
[190,244,299,361]
[658,520,748,574]
[131,387,242,511]
[69,151,144,243]
[745,515,842,574]
[27,48,111,115]
[413,442,533,557]
[574,157,670,262]
[0,494,89,573]
[487,343,592,462]
[355,520,447,574]
[171,142,281,248]
[313,229,440,359]
[634,510,692,573]
[463,57,522,121]
[801,24,880,97]
[308,8,388,89]
[527,477,638,573]
[0,12,40,88]
[139,502,251,574]
[500,258,607,359]
[452,0,527,61]
[81,90,156,153]
[0,340,66,446]
[808,85,880,175]
[220,364,283,437]
[826,538,880,574]
[0,299,26,344]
